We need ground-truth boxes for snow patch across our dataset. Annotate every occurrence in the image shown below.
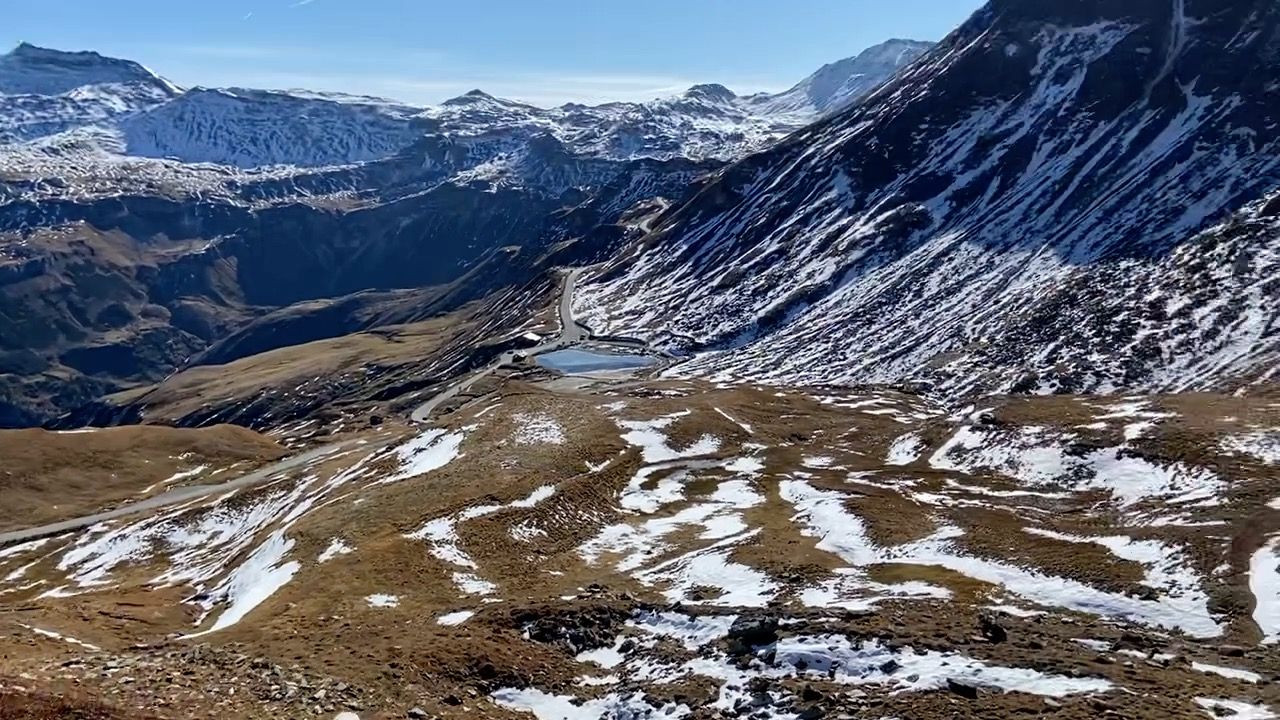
[1194,698,1276,719]
[317,538,353,563]
[713,407,753,433]
[1222,432,1280,465]
[930,425,1225,508]
[185,531,300,637]
[619,413,720,463]
[378,428,466,484]
[783,480,1222,637]
[886,433,925,465]
[1249,535,1280,644]
[19,623,100,652]
[628,611,736,650]
[437,610,475,625]
[512,413,566,445]
[140,464,208,494]
[1191,661,1262,683]
[492,688,687,720]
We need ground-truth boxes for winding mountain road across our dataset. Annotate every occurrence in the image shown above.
[0,442,354,548]
[409,267,590,422]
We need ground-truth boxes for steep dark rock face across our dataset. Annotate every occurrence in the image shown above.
[0,225,228,425]
[0,207,511,425]
[578,0,1280,397]
[19,10,1273,424]
[50,260,564,432]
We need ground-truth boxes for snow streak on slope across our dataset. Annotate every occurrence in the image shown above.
[118,88,426,168]
[27,432,469,635]
[782,480,1220,637]
[575,0,1280,398]
[494,609,1110,720]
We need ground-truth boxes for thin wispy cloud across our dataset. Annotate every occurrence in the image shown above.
[147,43,290,60]
[129,38,786,106]
[166,67,783,107]
[148,42,447,66]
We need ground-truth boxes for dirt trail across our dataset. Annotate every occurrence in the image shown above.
[0,442,353,549]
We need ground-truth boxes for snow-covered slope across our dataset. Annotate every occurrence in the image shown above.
[0,42,176,96]
[749,38,934,115]
[118,88,426,168]
[0,42,424,169]
[420,86,804,163]
[0,44,178,144]
[576,0,1280,398]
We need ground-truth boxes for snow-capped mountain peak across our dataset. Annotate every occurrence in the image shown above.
[0,42,179,97]
[755,38,934,114]
[441,88,529,107]
[683,83,738,102]
[0,43,183,146]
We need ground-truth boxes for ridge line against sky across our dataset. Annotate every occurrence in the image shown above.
[5,0,983,105]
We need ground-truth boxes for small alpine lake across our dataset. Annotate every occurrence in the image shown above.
[534,348,657,374]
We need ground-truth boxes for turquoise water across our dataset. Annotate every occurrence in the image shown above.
[535,348,656,373]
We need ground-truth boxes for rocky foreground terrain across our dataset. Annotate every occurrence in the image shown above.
[1,351,1278,718]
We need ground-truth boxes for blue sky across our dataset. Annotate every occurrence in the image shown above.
[5,0,982,106]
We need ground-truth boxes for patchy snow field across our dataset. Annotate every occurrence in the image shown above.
[1,386,1275,720]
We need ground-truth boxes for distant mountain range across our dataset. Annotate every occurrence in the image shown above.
[0,38,932,426]
[0,39,932,171]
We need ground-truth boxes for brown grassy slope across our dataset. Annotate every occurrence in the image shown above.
[0,425,286,532]
[0,226,255,426]
[106,316,465,422]
[0,683,155,720]
[97,295,553,432]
